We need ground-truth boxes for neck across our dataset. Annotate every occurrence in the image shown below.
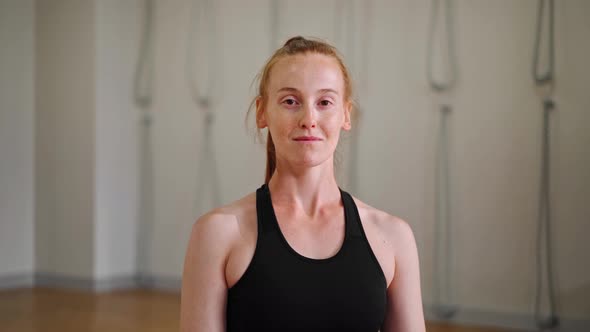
[267,159,341,219]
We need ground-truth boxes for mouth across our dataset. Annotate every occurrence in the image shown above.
[293,136,322,142]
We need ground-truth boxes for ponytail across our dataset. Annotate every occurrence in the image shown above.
[265,132,276,184]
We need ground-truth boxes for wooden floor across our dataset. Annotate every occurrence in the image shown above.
[0,287,522,332]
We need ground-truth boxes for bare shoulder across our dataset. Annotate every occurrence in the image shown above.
[184,191,259,276]
[349,195,418,287]
[353,199,426,331]
[181,192,257,331]
[188,191,257,253]
[351,196,415,245]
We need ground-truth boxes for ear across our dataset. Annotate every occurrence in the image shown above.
[342,100,352,131]
[255,96,267,128]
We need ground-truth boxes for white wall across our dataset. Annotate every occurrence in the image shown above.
[35,0,95,279]
[33,0,143,283]
[93,0,141,281]
[0,0,35,280]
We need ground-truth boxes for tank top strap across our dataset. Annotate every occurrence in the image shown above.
[339,188,363,238]
[256,184,275,235]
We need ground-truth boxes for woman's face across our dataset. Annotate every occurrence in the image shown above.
[256,53,351,169]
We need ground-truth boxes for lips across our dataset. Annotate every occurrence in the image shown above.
[293,136,322,141]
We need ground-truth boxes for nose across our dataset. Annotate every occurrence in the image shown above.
[299,103,317,129]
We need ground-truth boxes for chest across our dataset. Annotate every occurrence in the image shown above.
[227,231,388,332]
[273,207,346,260]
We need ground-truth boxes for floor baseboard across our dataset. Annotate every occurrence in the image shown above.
[425,304,590,332]
[0,273,34,290]
[1,273,587,331]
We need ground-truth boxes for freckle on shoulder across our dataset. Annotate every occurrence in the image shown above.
[199,192,256,219]
[351,196,406,229]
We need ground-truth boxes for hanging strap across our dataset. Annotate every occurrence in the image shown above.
[532,0,559,329]
[187,0,221,212]
[427,0,458,319]
[532,0,555,90]
[336,0,372,193]
[134,0,157,284]
[134,0,155,110]
[427,0,456,93]
[187,0,217,110]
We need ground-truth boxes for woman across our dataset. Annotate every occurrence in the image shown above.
[180,36,425,332]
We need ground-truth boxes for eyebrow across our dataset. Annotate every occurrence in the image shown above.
[276,87,339,95]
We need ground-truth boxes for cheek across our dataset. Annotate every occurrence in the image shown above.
[267,116,295,139]
[324,115,345,134]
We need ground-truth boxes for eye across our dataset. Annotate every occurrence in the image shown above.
[281,97,299,107]
[319,99,333,107]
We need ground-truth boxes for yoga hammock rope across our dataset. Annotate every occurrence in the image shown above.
[187,0,222,217]
[334,0,372,193]
[532,0,559,330]
[134,0,156,285]
[427,0,458,319]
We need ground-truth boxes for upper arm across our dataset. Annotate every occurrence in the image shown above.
[180,213,235,332]
[381,218,426,332]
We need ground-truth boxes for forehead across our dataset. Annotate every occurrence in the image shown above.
[268,53,344,93]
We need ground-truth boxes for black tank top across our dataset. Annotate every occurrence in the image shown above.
[226,184,387,331]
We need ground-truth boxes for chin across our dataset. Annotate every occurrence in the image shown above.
[292,153,333,168]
